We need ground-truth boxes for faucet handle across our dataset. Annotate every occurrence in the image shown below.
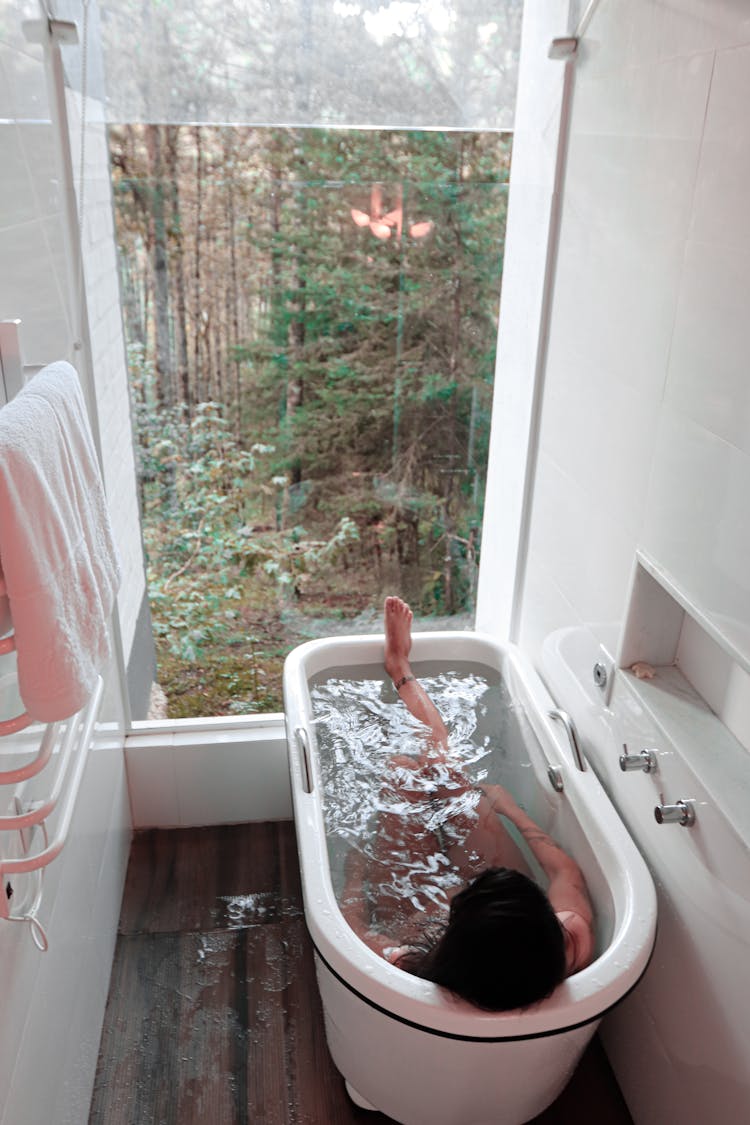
[654,800,696,827]
[619,745,658,773]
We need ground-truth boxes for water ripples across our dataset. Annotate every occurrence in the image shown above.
[310,667,512,928]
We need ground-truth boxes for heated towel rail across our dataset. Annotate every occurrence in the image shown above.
[0,320,104,950]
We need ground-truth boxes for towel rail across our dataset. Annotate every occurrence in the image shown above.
[0,324,114,950]
[0,627,33,736]
[0,711,33,736]
[0,675,101,868]
[0,711,81,830]
[0,320,42,401]
[0,328,33,737]
[0,678,101,875]
[0,630,33,734]
[0,320,24,402]
[0,676,103,950]
[0,722,60,786]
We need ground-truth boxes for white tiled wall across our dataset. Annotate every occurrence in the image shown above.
[0,739,130,1125]
[126,717,292,827]
[492,0,750,695]
[483,1,750,1121]
[0,6,133,1122]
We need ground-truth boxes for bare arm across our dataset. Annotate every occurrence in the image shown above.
[480,784,593,925]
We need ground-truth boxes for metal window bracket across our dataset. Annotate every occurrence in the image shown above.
[22,19,79,46]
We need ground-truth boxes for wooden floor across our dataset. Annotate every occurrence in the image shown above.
[90,823,633,1125]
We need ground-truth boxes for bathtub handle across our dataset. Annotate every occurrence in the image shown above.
[546,763,564,793]
[547,708,586,772]
[295,726,314,794]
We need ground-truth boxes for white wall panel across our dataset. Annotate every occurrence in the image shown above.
[690,43,750,249]
[526,452,635,629]
[0,746,130,1125]
[0,13,133,1124]
[502,0,750,680]
[642,411,750,660]
[540,349,661,538]
[665,238,750,455]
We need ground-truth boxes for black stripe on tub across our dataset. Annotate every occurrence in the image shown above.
[311,931,657,1044]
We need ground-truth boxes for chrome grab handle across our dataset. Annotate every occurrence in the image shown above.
[654,800,695,827]
[619,746,658,773]
[548,708,586,772]
[295,726,314,794]
[539,712,565,792]
[546,764,564,793]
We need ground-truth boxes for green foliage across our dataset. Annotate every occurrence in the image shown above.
[113,126,510,715]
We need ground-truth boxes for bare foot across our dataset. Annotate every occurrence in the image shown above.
[384,596,413,681]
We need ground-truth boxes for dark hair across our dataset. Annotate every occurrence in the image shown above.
[396,867,566,1011]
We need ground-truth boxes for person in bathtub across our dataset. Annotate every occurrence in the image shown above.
[341,596,594,1012]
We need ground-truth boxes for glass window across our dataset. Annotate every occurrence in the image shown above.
[110,126,510,716]
[99,0,522,131]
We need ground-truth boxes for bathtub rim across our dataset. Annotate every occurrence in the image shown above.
[283,630,657,1040]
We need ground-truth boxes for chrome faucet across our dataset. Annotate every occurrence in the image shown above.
[619,745,658,773]
[654,800,696,827]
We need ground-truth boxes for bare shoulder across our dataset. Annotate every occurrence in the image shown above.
[546,853,594,926]
[556,909,595,974]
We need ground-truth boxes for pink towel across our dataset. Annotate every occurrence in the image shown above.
[0,361,121,721]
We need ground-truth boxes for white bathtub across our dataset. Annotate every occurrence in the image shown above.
[283,632,656,1125]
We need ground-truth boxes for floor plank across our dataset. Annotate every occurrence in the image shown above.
[91,822,631,1125]
[118,822,291,935]
[531,1036,632,1124]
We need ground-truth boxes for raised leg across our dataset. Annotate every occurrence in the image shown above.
[383,596,448,751]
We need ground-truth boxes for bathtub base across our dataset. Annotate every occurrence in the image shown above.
[345,1081,378,1110]
[316,952,598,1125]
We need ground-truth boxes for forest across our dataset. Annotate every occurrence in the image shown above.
[109,126,511,716]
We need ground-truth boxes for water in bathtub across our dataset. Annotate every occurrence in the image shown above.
[309,660,549,946]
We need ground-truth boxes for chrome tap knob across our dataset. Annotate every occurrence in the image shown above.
[619,746,657,773]
[654,800,696,827]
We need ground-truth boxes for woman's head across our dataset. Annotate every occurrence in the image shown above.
[396,867,566,1011]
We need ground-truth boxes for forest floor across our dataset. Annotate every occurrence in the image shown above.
[153,582,472,719]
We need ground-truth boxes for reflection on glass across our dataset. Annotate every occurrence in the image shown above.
[100,0,523,130]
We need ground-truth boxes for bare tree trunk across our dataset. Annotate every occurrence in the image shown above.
[119,256,146,348]
[284,136,308,492]
[214,304,224,405]
[192,125,204,402]
[286,258,305,488]
[447,136,465,466]
[165,125,191,417]
[269,139,287,529]
[144,123,173,408]
[223,129,243,442]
